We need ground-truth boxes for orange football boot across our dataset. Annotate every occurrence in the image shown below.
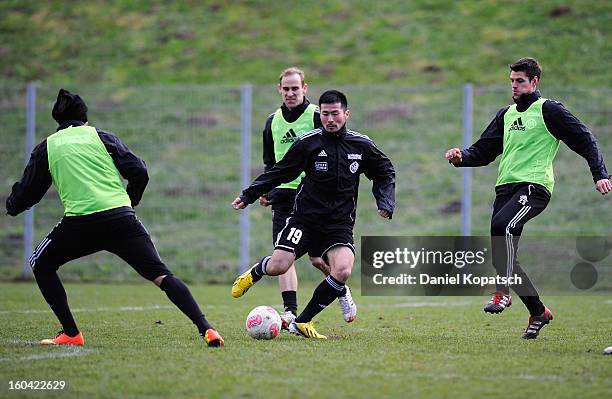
[40,331,84,346]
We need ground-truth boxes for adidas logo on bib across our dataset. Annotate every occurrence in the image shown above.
[509,117,526,132]
[280,129,298,144]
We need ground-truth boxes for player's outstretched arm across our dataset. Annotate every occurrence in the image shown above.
[596,179,612,195]
[542,100,610,190]
[451,107,506,168]
[239,138,311,207]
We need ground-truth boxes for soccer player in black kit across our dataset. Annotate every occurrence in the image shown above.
[231,90,395,339]
[260,67,358,328]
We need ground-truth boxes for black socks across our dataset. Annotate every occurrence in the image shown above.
[519,295,545,317]
[33,268,79,337]
[295,275,345,323]
[282,291,298,315]
[250,256,271,282]
[160,275,213,335]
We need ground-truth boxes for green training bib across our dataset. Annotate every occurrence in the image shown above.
[497,98,560,192]
[47,125,132,216]
[271,104,317,189]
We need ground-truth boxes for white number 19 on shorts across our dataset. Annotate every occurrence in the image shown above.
[286,227,302,244]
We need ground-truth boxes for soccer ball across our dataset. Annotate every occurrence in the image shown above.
[245,306,282,340]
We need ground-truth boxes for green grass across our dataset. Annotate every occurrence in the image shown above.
[1,0,611,281]
[0,282,611,398]
[1,1,610,86]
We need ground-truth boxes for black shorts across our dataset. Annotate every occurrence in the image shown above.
[29,214,171,281]
[274,217,355,261]
[272,209,292,244]
[270,188,296,244]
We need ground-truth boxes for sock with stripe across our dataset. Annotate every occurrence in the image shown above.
[250,256,271,283]
[160,275,214,335]
[295,275,345,323]
[282,291,298,315]
[33,268,80,337]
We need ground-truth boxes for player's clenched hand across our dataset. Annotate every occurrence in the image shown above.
[259,195,271,207]
[595,178,612,195]
[445,148,462,165]
[232,197,247,209]
[378,209,390,219]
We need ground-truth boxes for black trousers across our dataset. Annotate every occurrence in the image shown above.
[30,214,171,280]
[490,183,550,306]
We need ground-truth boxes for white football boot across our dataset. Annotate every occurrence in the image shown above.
[338,285,357,323]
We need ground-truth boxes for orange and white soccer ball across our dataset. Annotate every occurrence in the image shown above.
[245,306,282,340]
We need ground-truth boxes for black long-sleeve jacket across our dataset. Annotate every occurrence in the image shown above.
[458,91,610,183]
[241,125,395,228]
[6,120,149,219]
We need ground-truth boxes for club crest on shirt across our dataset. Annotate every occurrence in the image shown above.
[349,161,359,174]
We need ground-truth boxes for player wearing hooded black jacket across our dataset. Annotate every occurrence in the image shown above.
[6,89,224,347]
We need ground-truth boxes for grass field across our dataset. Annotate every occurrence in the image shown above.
[1,282,610,398]
[1,3,610,397]
[1,1,610,86]
[2,1,611,281]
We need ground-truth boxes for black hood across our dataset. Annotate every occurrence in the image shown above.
[52,88,88,124]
